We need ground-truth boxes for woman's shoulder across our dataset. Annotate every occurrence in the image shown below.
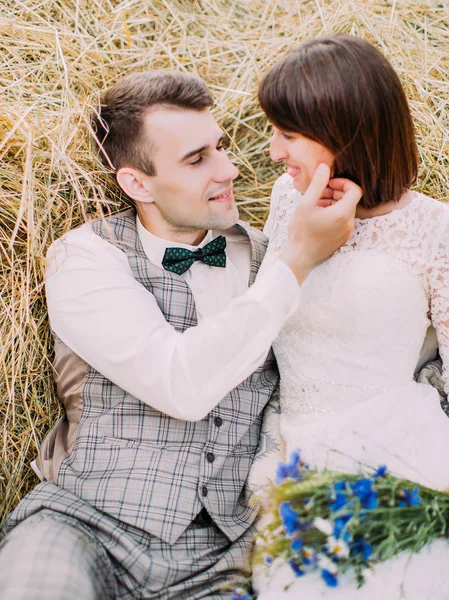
[409,189,449,219]
[408,190,449,259]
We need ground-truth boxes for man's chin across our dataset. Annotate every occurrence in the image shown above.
[208,204,239,230]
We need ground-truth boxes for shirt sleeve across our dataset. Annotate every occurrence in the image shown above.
[46,225,300,421]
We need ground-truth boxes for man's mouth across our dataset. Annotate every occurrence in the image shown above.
[286,165,301,177]
[209,188,234,203]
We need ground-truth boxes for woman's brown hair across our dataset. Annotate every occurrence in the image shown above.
[258,34,418,208]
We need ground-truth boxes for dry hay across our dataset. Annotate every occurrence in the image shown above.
[1,0,449,524]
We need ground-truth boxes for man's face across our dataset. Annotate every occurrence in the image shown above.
[141,108,240,235]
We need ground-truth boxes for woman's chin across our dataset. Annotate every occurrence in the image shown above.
[292,177,308,193]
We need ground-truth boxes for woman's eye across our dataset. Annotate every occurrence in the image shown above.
[217,143,228,151]
[281,132,294,140]
[190,156,203,166]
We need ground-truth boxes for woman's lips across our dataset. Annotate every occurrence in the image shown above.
[286,165,300,177]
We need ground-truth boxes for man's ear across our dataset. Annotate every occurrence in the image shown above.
[116,167,154,204]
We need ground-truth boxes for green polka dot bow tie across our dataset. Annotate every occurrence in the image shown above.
[162,236,227,275]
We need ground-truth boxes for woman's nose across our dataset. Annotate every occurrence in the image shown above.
[269,133,287,163]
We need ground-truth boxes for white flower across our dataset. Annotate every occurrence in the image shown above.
[313,517,333,535]
[302,546,315,560]
[317,554,338,574]
[326,536,350,559]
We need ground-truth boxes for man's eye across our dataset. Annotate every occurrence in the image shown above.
[190,156,203,166]
[217,143,228,151]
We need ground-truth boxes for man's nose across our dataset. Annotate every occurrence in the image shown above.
[216,151,239,182]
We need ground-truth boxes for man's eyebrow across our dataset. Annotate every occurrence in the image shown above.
[179,134,225,163]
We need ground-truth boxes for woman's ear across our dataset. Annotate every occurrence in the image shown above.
[116,167,154,205]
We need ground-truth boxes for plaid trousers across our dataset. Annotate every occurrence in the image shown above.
[0,483,254,599]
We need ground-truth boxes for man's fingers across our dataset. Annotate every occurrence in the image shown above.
[301,163,331,208]
[317,199,335,207]
[321,187,334,199]
[328,180,363,216]
[329,177,359,192]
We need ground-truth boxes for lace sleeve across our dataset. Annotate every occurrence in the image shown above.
[263,174,298,256]
[428,204,449,396]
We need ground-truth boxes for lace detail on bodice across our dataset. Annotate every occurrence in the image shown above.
[281,378,387,416]
[264,174,449,430]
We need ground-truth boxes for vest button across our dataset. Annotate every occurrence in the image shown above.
[201,486,208,497]
[206,452,215,463]
[214,416,223,427]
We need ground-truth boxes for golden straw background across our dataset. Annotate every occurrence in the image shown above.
[1,0,449,525]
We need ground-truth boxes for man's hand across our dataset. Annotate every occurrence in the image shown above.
[280,163,362,285]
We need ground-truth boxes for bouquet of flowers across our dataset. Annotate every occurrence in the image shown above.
[249,450,449,591]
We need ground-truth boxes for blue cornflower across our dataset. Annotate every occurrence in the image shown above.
[291,534,303,552]
[333,517,352,542]
[329,491,347,512]
[398,486,421,507]
[351,536,373,561]
[275,449,302,484]
[321,569,339,587]
[288,558,306,577]
[279,502,300,535]
[363,491,378,510]
[230,591,252,600]
[275,463,290,483]
[264,555,273,565]
[351,478,378,510]
[351,478,373,497]
[363,543,373,561]
[334,480,347,491]
[290,449,301,464]
[373,465,387,478]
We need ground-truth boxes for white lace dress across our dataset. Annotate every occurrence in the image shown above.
[254,174,449,600]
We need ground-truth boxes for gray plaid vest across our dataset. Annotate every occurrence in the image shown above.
[55,209,279,545]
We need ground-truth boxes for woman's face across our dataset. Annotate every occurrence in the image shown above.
[270,126,334,193]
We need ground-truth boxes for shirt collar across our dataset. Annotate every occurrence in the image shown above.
[136,215,214,268]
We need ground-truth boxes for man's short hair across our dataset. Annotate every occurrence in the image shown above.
[91,71,214,176]
[258,34,418,209]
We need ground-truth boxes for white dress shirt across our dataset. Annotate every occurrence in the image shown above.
[45,215,301,421]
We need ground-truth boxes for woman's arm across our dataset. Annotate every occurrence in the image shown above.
[428,204,449,397]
